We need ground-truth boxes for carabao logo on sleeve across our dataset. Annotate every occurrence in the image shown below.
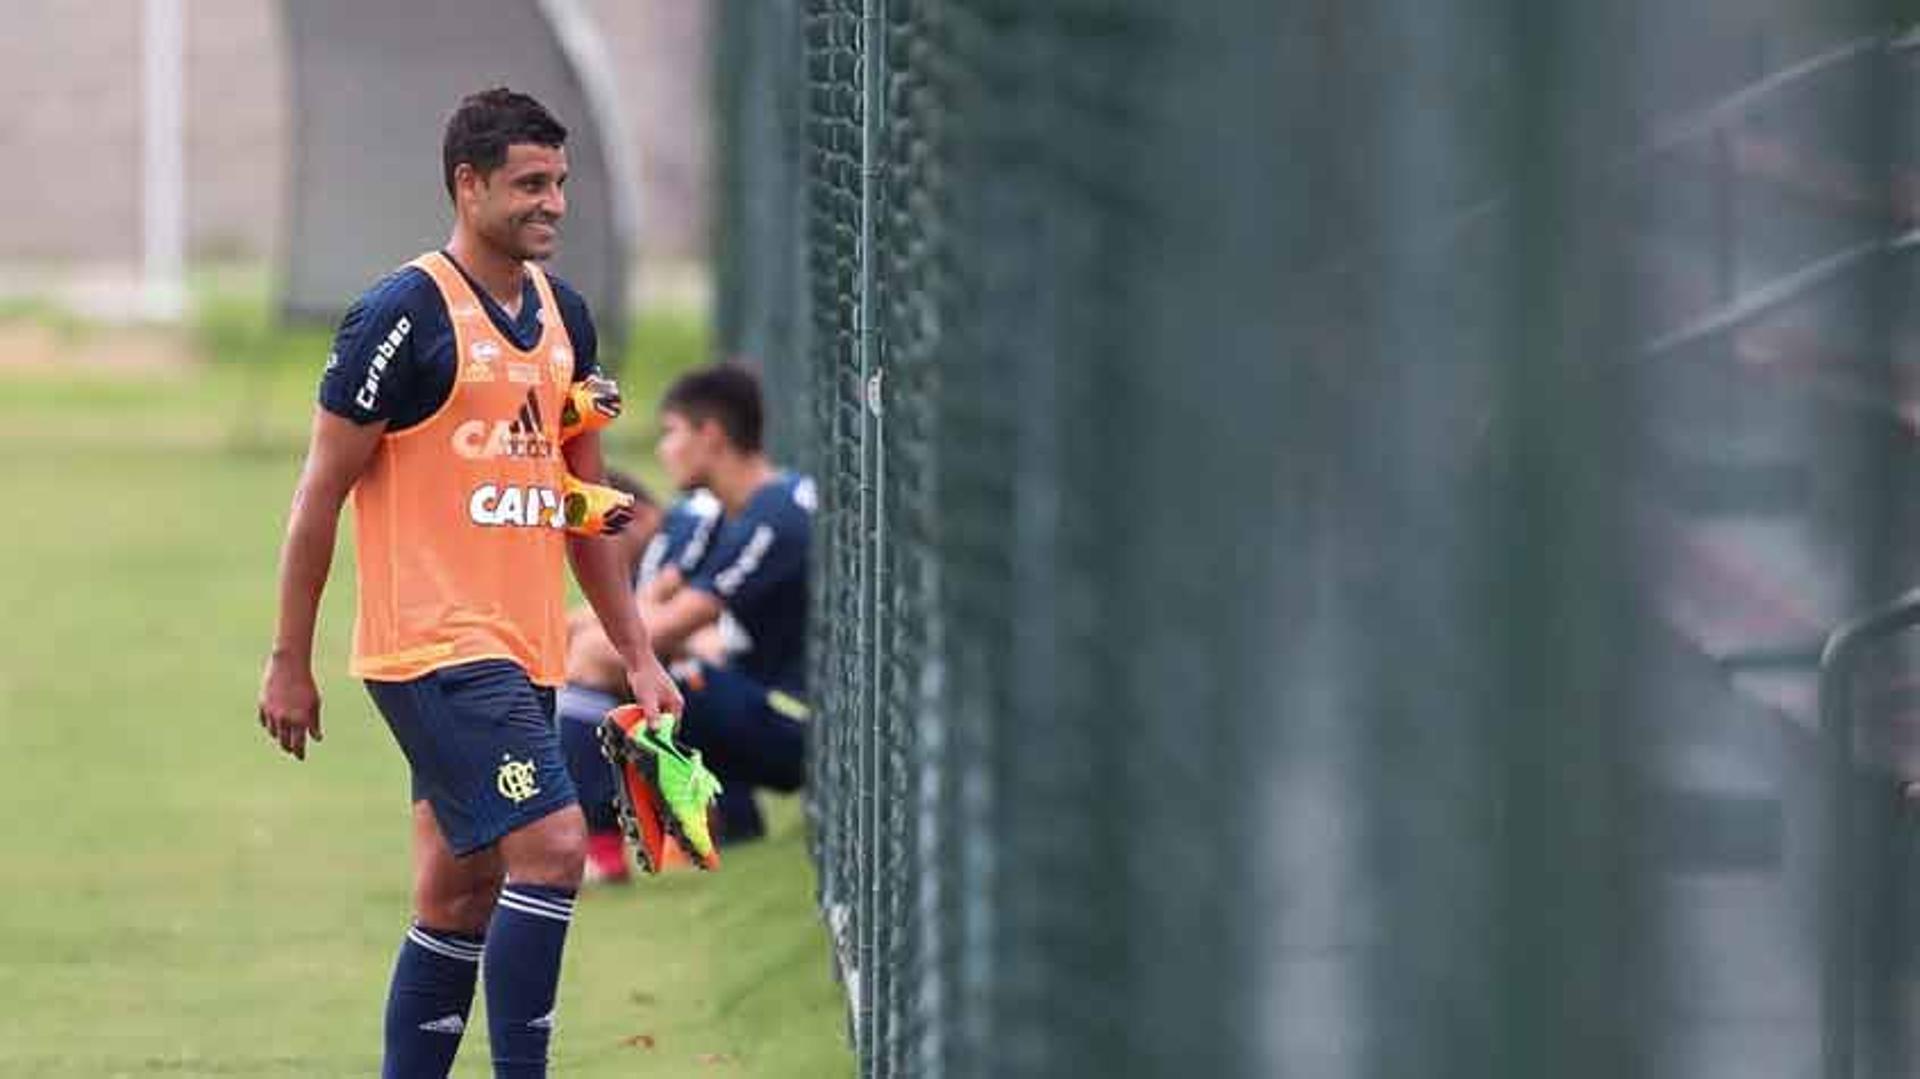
[354,316,413,410]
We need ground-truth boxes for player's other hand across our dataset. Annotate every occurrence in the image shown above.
[258,652,324,761]
[625,653,686,727]
[559,374,623,442]
[562,474,636,537]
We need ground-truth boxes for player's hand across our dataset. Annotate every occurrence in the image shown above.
[258,652,324,761]
[562,473,636,537]
[601,500,635,535]
[560,375,623,442]
[625,652,685,727]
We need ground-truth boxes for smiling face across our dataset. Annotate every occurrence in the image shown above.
[455,143,569,262]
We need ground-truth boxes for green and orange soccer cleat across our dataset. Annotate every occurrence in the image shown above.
[598,706,723,872]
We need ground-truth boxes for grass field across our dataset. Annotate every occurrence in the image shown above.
[0,291,853,1077]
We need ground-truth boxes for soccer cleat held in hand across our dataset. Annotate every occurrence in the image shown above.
[596,715,673,874]
[597,719,680,874]
[599,706,723,871]
[559,375,622,442]
[562,473,635,537]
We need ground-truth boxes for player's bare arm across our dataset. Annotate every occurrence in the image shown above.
[562,431,683,720]
[638,563,686,606]
[258,408,386,761]
[636,588,725,658]
[683,624,731,666]
[568,582,723,692]
[567,583,714,688]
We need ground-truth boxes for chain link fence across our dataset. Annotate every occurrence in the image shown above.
[716,2,1920,1076]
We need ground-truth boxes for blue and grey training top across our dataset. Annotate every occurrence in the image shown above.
[318,253,600,429]
[653,476,816,695]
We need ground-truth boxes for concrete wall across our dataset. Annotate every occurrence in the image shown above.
[0,0,147,261]
[0,0,708,269]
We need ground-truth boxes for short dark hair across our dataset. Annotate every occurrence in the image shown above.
[661,364,765,453]
[604,467,656,508]
[442,88,568,200]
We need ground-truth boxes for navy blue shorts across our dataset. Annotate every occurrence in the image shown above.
[366,659,578,857]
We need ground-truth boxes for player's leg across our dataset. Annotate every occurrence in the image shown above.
[373,661,582,1079]
[412,801,508,930]
[368,673,513,1079]
[673,663,807,842]
[675,662,807,790]
[454,674,585,1079]
[555,684,628,882]
[716,781,766,844]
[382,803,503,1077]
[486,805,586,1078]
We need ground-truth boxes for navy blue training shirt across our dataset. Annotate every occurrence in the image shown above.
[684,474,816,695]
[637,489,724,588]
[318,253,600,429]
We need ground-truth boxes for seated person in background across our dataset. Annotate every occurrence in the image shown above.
[575,363,814,845]
[639,489,742,671]
[554,469,662,884]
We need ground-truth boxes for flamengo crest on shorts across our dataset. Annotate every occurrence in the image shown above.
[497,757,542,803]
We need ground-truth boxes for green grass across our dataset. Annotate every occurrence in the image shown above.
[0,289,852,1077]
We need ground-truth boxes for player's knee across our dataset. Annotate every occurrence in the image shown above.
[503,807,588,887]
[524,832,587,888]
[416,872,504,932]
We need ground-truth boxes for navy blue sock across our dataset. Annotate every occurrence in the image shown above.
[716,784,765,844]
[485,883,578,1078]
[383,923,484,1079]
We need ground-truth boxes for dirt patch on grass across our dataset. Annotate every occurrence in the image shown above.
[0,321,199,373]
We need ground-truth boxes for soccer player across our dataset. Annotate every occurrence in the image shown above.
[577,364,813,844]
[255,88,682,1079]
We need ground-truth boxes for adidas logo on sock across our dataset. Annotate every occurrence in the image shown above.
[418,1014,466,1035]
[528,1009,556,1032]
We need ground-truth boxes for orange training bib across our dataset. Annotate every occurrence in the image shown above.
[349,252,578,686]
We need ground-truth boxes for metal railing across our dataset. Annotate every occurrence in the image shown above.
[1636,30,1920,1079]
[1635,31,1915,361]
[1819,589,1920,1078]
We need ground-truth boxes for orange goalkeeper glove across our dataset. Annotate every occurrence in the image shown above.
[559,374,622,442]
[562,472,635,536]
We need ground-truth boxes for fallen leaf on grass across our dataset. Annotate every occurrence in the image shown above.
[621,1034,657,1050]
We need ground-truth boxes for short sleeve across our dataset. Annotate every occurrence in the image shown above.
[637,531,675,586]
[318,271,425,425]
[549,276,600,381]
[673,492,725,574]
[640,495,721,586]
